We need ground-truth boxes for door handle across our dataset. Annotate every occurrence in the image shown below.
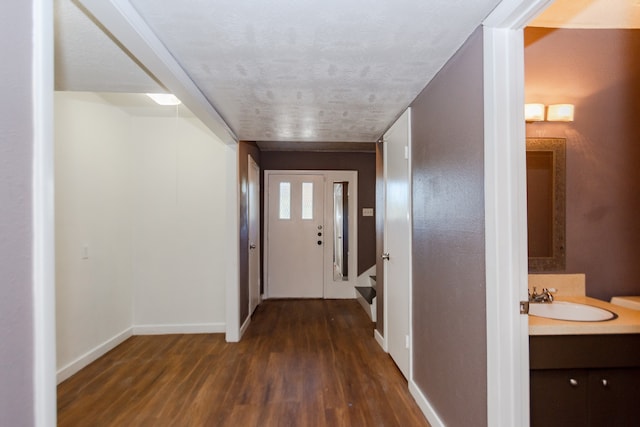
[249,243,256,249]
[381,252,390,261]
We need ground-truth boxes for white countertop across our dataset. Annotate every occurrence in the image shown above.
[528,296,640,336]
[610,296,640,311]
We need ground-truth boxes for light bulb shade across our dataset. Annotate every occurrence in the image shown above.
[146,93,181,106]
[547,104,574,122]
[524,103,545,122]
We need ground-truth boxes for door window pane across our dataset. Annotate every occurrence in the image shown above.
[302,182,313,219]
[279,182,291,219]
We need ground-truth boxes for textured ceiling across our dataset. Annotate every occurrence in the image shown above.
[121,0,502,142]
[56,0,640,145]
[58,0,507,144]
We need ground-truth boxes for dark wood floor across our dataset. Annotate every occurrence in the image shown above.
[58,299,430,426]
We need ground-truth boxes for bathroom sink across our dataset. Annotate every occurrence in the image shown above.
[529,301,617,322]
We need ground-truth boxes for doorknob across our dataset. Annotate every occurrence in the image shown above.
[381,252,390,261]
[249,243,256,249]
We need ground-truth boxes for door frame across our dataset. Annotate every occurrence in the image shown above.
[482,1,553,426]
[32,0,57,424]
[264,170,358,299]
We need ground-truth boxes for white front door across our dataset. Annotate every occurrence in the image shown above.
[384,108,411,378]
[248,155,261,314]
[266,174,325,298]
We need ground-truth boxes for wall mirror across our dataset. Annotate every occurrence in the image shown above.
[526,137,566,272]
[333,182,349,281]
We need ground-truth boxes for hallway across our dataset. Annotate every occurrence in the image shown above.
[57,300,429,426]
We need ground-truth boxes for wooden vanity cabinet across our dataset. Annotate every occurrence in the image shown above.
[587,368,640,426]
[530,369,587,426]
[530,368,640,427]
[530,334,640,427]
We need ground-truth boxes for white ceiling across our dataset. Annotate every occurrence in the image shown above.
[127,0,504,142]
[56,0,502,143]
[56,0,638,146]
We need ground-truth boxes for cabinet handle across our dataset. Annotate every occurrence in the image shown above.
[601,379,608,387]
[569,378,578,387]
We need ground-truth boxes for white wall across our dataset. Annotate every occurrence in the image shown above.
[55,92,134,377]
[131,116,228,331]
[55,92,232,380]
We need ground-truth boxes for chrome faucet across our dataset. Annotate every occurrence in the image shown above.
[529,287,556,303]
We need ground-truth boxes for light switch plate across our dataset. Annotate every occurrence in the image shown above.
[362,208,374,217]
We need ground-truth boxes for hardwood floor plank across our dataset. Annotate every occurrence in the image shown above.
[58,299,430,426]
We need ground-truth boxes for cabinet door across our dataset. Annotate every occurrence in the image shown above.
[588,368,640,427]
[531,369,588,427]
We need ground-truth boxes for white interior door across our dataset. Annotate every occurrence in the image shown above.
[267,174,325,298]
[384,108,411,378]
[248,155,261,314]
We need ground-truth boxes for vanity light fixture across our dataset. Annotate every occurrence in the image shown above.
[146,93,181,106]
[524,103,575,122]
[524,103,545,122]
[547,104,574,122]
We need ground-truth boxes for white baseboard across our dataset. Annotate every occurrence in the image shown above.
[133,322,225,335]
[236,314,251,341]
[409,380,445,427]
[56,327,133,384]
[371,296,377,322]
[374,328,386,351]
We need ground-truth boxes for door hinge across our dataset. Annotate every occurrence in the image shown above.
[520,300,530,315]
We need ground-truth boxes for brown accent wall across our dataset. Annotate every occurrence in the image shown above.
[0,1,35,424]
[260,151,376,276]
[410,27,487,426]
[238,141,261,323]
[525,28,640,301]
